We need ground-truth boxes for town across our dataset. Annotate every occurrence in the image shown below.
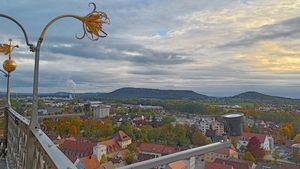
[2,91,300,169]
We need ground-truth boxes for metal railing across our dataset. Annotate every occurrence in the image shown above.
[117,141,231,169]
[4,107,77,169]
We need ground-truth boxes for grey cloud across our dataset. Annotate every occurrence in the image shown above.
[42,37,193,65]
[220,16,300,48]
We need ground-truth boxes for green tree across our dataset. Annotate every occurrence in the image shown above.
[173,124,189,146]
[244,151,256,162]
[272,150,280,163]
[162,116,176,125]
[100,155,107,164]
[240,145,245,153]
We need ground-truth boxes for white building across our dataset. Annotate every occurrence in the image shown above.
[92,105,110,119]
[38,109,48,115]
[199,120,210,134]
[93,143,107,161]
[88,101,110,119]
[198,117,224,135]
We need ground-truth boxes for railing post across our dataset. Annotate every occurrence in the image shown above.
[25,132,36,169]
[6,72,11,107]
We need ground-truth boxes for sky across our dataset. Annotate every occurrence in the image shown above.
[0,0,300,98]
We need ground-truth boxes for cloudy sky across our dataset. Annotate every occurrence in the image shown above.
[1,0,300,98]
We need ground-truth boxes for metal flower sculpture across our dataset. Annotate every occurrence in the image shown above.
[77,3,110,40]
[0,39,19,58]
[0,44,11,55]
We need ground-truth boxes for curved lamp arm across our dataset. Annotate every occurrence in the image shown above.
[0,14,35,52]
[0,69,8,77]
[29,3,110,129]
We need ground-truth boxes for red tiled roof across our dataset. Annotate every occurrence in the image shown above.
[241,132,266,143]
[101,161,115,169]
[139,143,177,155]
[168,161,187,169]
[214,158,253,169]
[80,155,104,169]
[114,130,131,142]
[99,139,121,154]
[278,163,300,169]
[60,139,96,162]
[137,153,156,161]
[205,162,233,169]
[116,149,130,160]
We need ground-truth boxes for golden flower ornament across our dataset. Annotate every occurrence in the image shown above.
[0,44,11,55]
[77,3,110,40]
[0,39,19,58]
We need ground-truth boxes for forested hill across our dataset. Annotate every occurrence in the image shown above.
[106,87,209,99]
[229,91,299,103]
[4,88,300,103]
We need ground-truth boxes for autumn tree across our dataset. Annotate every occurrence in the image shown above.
[295,134,300,143]
[243,151,255,162]
[243,124,250,132]
[192,131,208,146]
[280,123,293,139]
[246,136,264,159]
[125,152,134,164]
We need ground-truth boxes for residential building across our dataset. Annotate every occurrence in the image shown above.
[92,104,110,119]
[214,158,255,169]
[74,155,103,169]
[60,138,96,162]
[199,120,210,134]
[85,101,110,119]
[211,121,224,135]
[113,130,132,149]
[137,142,177,158]
[199,118,224,135]
[255,162,300,169]
[101,161,115,169]
[292,144,300,164]
[166,160,188,169]
[204,146,238,162]
[237,132,274,151]
[205,162,233,169]
[98,139,121,155]
[38,108,48,115]
[93,143,107,161]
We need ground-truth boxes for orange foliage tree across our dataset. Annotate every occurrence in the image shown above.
[280,123,293,139]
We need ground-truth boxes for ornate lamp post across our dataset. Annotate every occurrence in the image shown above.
[30,3,110,130]
[0,4,109,168]
[0,3,109,129]
[0,39,18,161]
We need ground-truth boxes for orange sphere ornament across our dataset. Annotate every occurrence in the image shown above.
[3,59,16,72]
